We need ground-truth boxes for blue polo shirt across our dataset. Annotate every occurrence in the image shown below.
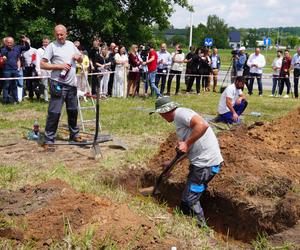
[0,43,30,70]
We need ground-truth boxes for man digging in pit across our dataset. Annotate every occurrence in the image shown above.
[40,24,84,151]
[151,96,223,227]
[216,76,248,124]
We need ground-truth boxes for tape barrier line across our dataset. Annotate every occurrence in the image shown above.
[0,69,299,80]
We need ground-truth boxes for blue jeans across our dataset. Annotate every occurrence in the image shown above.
[218,100,248,124]
[2,69,20,103]
[149,71,162,97]
[272,75,279,95]
[248,73,263,95]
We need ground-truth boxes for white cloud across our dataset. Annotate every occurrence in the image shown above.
[169,0,300,28]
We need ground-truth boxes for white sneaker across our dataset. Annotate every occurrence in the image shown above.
[269,94,274,97]
[283,95,289,98]
[259,94,263,97]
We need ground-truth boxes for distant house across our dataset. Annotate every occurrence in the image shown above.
[229,31,241,49]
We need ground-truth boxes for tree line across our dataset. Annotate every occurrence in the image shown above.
[0,0,190,48]
[156,15,300,49]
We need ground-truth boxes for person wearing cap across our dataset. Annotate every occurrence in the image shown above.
[152,96,223,227]
[236,47,247,76]
[216,76,248,124]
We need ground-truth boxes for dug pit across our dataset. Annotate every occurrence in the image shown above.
[118,108,300,246]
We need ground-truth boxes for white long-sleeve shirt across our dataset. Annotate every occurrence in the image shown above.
[247,53,266,74]
[291,53,300,70]
[271,57,282,76]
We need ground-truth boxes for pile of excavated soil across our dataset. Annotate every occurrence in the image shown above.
[0,179,179,249]
[140,107,300,246]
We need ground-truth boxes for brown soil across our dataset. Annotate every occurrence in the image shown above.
[0,179,179,249]
[130,107,300,246]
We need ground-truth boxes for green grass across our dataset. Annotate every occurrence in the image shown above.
[0,90,299,249]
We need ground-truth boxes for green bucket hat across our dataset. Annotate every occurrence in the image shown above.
[150,96,180,114]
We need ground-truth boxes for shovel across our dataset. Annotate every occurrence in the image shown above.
[91,77,102,160]
[139,148,186,196]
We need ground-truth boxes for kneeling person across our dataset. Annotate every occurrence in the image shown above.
[217,76,248,124]
[152,96,223,226]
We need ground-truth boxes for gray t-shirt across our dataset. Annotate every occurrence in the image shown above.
[42,40,80,86]
[174,107,223,168]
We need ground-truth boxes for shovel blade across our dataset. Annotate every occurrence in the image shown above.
[91,144,101,160]
[139,186,161,196]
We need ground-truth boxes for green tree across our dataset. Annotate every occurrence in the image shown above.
[285,35,300,49]
[205,15,229,48]
[245,29,260,48]
[0,0,191,47]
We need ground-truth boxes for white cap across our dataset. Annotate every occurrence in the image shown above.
[239,46,246,51]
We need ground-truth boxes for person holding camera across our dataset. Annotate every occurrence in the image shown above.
[0,36,30,104]
[166,44,185,95]
[291,47,300,99]
[246,48,266,96]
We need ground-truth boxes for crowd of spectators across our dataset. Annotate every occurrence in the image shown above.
[0,35,300,104]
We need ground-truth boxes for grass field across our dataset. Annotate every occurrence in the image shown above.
[0,90,299,249]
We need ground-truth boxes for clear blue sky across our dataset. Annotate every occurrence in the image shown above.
[169,0,299,28]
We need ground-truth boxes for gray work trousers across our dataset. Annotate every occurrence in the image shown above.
[44,81,79,144]
[181,164,221,226]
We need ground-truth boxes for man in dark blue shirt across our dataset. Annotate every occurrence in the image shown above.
[0,36,29,104]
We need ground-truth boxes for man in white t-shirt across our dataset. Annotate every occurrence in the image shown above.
[40,24,83,150]
[217,76,248,124]
[151,96,223,227]
[246,48,266,96]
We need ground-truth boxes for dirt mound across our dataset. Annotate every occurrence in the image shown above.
[0,179,178,249]
[139,107,300,245]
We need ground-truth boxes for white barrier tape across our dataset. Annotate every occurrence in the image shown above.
[0,69,299,81]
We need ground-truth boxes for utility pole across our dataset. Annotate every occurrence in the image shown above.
[189,0,194,48]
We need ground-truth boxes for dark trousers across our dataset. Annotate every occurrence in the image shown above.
[167,70,181,94]
[294,68,300,98]
[91,70,98,95]
[107,69,115,97]
[44,81,79,144]
[155,68,168,94]
[218,100,248,124]
[187,73,201,93]
[181,164,221,226]
[279,75,291,95]
[2,69,20,103]
[248,73,263,95]
[24,66,41,99]
[271,75,280,95]
[185,68,192,87]
[201,74,210,89]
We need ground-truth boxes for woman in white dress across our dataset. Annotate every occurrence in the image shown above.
[113,45,128,97]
